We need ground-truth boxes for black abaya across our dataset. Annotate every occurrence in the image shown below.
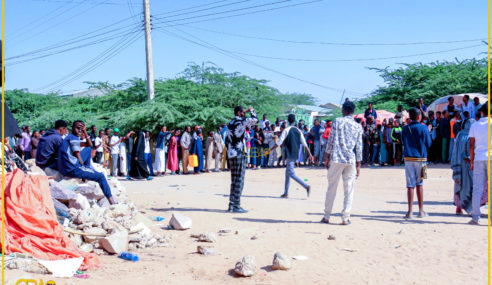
[129,130,150,179]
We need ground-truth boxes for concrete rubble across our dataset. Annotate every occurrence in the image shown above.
[272,252,291,270]
[44,168,172,256]
[234,255,256,277]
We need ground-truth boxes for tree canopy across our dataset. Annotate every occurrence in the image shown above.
[354,58,488,113]
[7,63,316,133]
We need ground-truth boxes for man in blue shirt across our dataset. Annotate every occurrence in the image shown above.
[417,98,428,115]
[402,108,432,219]
[35,120,68,170]
[309,119,322,166]
[58,120,115,204]
[364,102,377,120]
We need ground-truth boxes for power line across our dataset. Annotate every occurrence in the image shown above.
[153,0,251,18]
[6,18,140,61]
[198,43,485,63]
[156,27,365,96]
[36,31,142,92]
[28,0,140,6]
[7,26,142,65]
[152,0,323,27]
[181,25,487,46]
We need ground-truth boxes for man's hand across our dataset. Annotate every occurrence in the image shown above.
[247,107,253,113]
[464,158,471,163]
[470,161,474,171]
[325,158,330,169]
[309,155,314,164]
[356,162,361,178]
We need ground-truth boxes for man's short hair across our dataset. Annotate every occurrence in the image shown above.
[448,97,454,101]
[368,102,373,105]
[72,120,84,128]
[287,114,296,124]
[481,103,488,116]
[234,106,245,115]
[464,94,470,100]
[436,111,442,115]
[55,120,68,129]
[342,101,356,115]
[398,105,403,109]
[463,111,470,117]
[104,128,110,132]
[408,108,421,121]
[442,110,447,115]
[428,110,434,117]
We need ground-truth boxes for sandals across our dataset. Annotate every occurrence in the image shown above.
[341,220,351,226]
[320,218,330,224]
[417,212,429,218]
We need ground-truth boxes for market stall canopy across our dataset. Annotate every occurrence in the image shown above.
[1,101,21,137]
[354,110,396,124]
[428,93,488,113]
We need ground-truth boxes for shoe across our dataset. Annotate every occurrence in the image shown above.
[126,176,133,180]
[320,218,330,224]
[280,194,288,198]
[341,220,351,225]
[306,185,311,198]
[146,177,153,181]
[232,207,248,213]
[468,220,479,225]
[227,206,234,213]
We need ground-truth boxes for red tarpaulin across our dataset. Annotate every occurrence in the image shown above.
[2,169,100,270]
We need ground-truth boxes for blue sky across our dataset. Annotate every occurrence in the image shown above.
[3,0,487,104]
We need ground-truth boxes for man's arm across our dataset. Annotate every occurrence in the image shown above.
[80,125,92,147]
[245,107,259,126]
[355,128,363,177]
[109,137,121,147]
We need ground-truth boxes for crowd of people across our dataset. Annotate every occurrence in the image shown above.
[1,95,489,223]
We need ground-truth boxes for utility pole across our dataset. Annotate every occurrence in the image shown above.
[143,0,154,100]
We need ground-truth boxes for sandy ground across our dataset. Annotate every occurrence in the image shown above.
[6,165,490,285]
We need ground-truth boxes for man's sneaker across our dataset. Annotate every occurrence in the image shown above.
[468,220,479,225]
[306,185,311,197]
[146,176,153,181]
[232,207,248,213]
[280,194,288,198]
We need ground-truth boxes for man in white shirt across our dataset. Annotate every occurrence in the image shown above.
[94,130,104,163]
[460,94,475,121]
[270,114,313,198]
[109,128,121,177]
[144,130,155,176]
[260,114,270,130]
[322,101,363,225]
[468,104,491,225]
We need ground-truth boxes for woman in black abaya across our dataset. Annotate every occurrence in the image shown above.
[129,130,153,180]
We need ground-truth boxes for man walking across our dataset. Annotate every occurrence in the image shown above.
[401,108,432,219]
[321,101,363,225]
[270,114,313,198]
[468,104,491,225]
[225,106,258,213]
[181,126,192,174]
[109,128,122,177]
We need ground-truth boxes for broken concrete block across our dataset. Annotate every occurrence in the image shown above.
[45,167,63,181]
[50,180,77,203]
[272,252,291,270]
[197,232,217,243]
[234,256,256,277]
[82,227,107,243]
[169,212,192,230]
[99,229,129,254]
[68,194,91,210]
[108,204,131,218]
[76,183,105,200]
[98,198,111,208]
[80,243,94,253]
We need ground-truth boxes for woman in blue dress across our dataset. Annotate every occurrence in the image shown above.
[192,129,205,174]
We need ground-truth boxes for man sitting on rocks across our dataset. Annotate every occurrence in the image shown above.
[36,120,68,170]
[58,120,116,204]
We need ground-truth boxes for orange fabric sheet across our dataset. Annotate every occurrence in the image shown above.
[1,169,100,270]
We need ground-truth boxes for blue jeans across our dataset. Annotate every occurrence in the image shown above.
[449,138,455,163]
[145,153,154,175]
[284,159,308,195]
[371,144,380,165]
[261,144,269,167]
[67,166,113,199]
[127,154,132,174]
[472,160,490,222]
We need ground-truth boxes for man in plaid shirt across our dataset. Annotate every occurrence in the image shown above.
[225,106,258,213]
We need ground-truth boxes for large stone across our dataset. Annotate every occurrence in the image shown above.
[68,193,91,210]
[50,181,77,203]
[45,167,63,181]
[272,252,291,270]
[82,227,107,243]
[76,183,105,200]
[130,222,152,238]
[80,243,94,253]
[99,229,129,254]
[169,212,192,230]
[108,204,131,218]
[234,256,256,277]
[5,258,49,274]
[73,210,94,225]
[98,198,111,208]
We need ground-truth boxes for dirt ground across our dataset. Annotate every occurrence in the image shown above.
[6,165,489,285]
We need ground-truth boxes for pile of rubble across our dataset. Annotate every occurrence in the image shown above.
[39,163,171,255]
